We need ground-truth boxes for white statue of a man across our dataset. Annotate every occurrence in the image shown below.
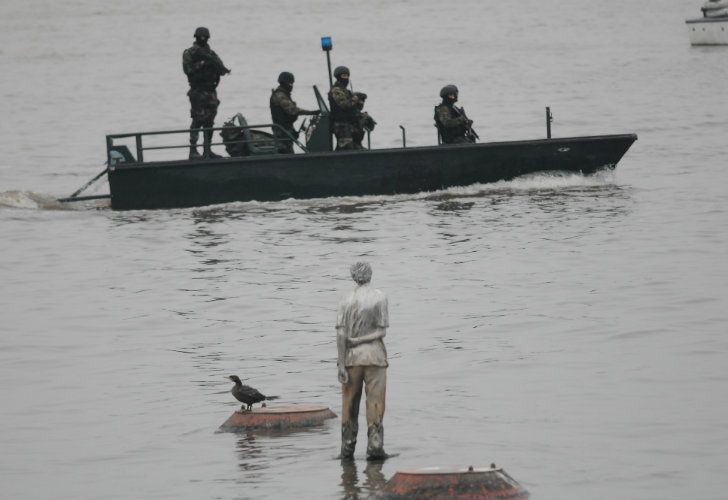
[336,262,388,460]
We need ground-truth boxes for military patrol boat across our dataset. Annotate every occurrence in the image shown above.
[61,38,637,211]
[91,96,636,210]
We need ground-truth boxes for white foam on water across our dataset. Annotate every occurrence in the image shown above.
[0,190,109,211]
[189,169,620,215]
[473,168,617,193]
[0,169,617,215]
[0,190,57,210]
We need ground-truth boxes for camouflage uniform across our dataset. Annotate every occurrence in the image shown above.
[182,41,230,158]
[328,81,360,151]
[270,85,318,154]
[434,103,473,144]
[351,92,376,150]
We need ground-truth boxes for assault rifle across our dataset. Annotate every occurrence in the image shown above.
[453,106,479,142]
[362,112,377,132]
[190,47,231,75]
[297,118,308,137]
[353,92,376,131]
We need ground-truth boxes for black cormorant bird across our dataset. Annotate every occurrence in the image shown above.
[228,375,279,411]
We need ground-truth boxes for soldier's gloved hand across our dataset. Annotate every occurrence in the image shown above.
[337,365,349,384]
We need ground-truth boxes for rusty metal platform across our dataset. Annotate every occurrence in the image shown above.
[376,465,529,499]
[218,404,337,431]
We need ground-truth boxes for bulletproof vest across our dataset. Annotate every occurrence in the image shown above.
[270,88,296,130]
[189,69,220,91]
[434,104,466,144]
[328,83,358,123]
[186,46,221,91]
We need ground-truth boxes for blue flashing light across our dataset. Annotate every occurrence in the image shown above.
[321,36,333,51]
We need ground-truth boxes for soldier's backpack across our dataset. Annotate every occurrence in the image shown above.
[220,113,279,156]
[220,113,249,157]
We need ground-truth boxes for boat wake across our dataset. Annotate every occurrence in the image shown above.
[0,190,108,211]
[0,191,62,210]
[0,170,618,214]
[432,168,619,198]
[190,168,622,216]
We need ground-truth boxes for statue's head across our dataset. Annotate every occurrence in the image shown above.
[350,262,372,285]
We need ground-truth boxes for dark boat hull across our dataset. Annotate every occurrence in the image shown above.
[108,134,637,210]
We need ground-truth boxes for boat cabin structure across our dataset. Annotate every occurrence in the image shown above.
[686,0,728,45]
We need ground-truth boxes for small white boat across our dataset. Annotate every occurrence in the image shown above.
[686,0,728,45]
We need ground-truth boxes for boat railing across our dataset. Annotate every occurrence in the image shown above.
[105,123,307,166]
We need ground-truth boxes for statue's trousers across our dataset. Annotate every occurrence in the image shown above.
[341,366,386,458]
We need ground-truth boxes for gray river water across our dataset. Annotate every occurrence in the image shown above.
[1,1,727,499]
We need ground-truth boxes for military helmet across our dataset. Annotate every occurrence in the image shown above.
[278,71,295,85]
[194,27,210,38]
[333,66,350,79]
[440,84,459,98]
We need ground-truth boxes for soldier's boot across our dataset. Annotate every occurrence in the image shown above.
[366,424,386,461]
[203,129,222,159]
[340,420,358,459]
[189,130,202,160]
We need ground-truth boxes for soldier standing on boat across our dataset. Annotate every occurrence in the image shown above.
[351,92,376,150]
[337,262,389,461]
[434,85,476,145]
[269,72,321,154]
[182,27,231,159]
[328,66,360,150]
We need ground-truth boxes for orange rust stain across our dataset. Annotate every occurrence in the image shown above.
[378,468,529,499]
[219,404,337,430]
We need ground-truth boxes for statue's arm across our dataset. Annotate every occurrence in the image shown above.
[337,326,348,365]
[347,327,385,346]
[336,325,350,384]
